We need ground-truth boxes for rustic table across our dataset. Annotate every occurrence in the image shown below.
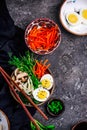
[6,0,87,129]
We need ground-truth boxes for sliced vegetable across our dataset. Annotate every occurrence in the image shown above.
[33,59,50,79]
[47,100,64,115]
[11,68,34,95]
[30,119,55,130]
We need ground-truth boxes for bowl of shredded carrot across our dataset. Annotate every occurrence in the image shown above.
[25,18,61,55]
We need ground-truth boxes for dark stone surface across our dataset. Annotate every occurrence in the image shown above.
[6,0,87,130]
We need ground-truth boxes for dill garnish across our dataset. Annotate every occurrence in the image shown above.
[9,51,40,89]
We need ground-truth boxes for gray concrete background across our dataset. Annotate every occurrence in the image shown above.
[6,0,87,130]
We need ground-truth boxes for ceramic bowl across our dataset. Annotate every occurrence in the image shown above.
[46,98,65,117]
[60,0,87,36]
[0,109,10,130]
[10,68,55,107]
[72,121,87,130]
[25,18,61,55]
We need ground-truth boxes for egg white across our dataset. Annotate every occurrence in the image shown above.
[40,74,54,90]
[80,8,87,25]
[66,12,81,26]
[32,87,50,102]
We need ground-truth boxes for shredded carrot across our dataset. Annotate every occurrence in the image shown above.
[26,22,60,52]
[33,59,50,79]
[43,59,48,65]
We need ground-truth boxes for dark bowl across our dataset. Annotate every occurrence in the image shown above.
[46,98,65,117]
[25,18,61,55]
[72,121,87,130]
[10,68,55,107]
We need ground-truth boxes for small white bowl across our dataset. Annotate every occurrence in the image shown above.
[60,0,87,36]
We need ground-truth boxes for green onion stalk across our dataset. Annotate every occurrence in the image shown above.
[8,51,40,89]
[30,119,55,130]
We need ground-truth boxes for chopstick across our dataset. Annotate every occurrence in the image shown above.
[0,67,40,130]
[0,66,48,120]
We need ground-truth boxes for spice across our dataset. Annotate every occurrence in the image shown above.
[47,99,64,115]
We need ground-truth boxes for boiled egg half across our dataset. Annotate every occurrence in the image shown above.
[80,8,87,24]
[40,74,54,90]
[32,87,50,102]
[66,12,81,26]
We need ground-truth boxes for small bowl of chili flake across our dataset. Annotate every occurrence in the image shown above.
[46,98,65,117]
[25,18,61,55]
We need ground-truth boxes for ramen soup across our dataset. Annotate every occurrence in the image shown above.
[73,122,87,130]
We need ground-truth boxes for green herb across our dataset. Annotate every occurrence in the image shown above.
[9,51,40,89]
[48,100,63,115]
[30,119,55,130]
[32,98,40,104]
[18,92,29,104]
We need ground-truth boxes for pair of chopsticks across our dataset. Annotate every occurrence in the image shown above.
[0,66,48,130]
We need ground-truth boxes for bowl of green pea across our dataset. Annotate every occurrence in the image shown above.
[46,98,65,117]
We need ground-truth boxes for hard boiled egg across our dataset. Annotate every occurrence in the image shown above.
[40,74,54,90]
[66,12,81,26]
[80,9,87,24]
[32,87,50,102]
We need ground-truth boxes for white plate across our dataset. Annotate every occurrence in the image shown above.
[0,110,10,130]
[60,0,87,35]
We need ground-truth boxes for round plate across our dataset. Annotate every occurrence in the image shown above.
[0,110,10,130]
[60,0,87,36]
[10,69,55,107]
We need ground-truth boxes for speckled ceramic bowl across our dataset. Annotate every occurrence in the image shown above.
[25,18,61,55]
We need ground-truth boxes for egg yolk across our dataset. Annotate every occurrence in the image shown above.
[68,14,78,23]
[37,90,47,99]
[82,9,87,19]
[41,79,51,89]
